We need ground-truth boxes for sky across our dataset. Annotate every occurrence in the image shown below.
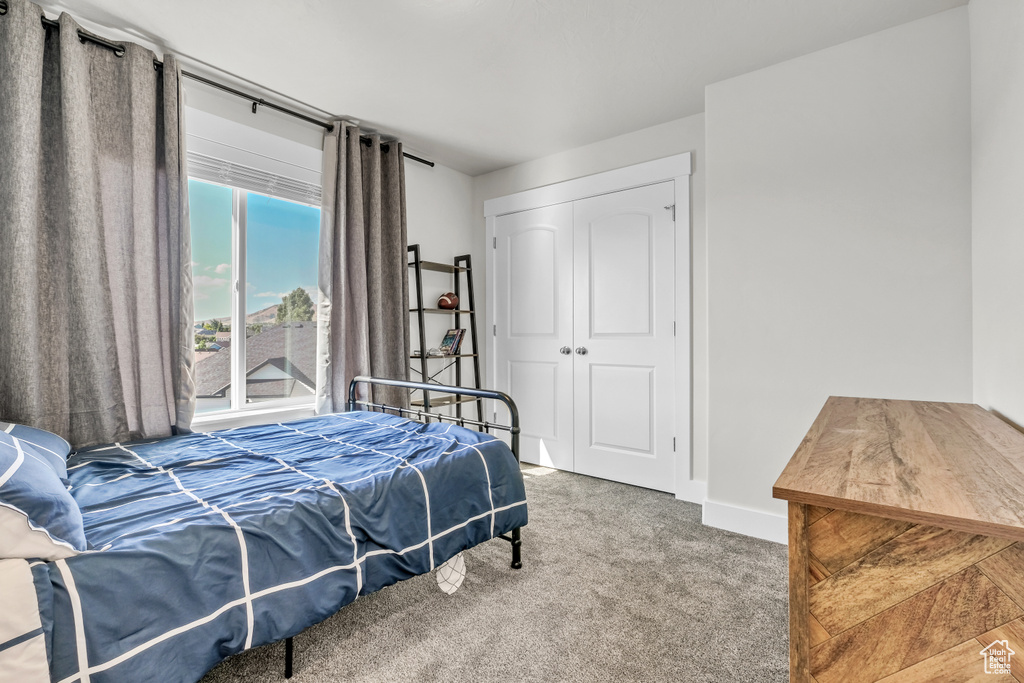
[189,179,320,322]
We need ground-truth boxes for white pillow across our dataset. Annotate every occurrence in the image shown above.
[0,434,85,561]
[0,421,71,479]
[0,506,81,561]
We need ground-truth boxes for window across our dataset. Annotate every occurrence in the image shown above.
[183,87,324,419]
[189,178,321,415]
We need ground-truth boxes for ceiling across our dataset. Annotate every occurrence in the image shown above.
[39,0,966,176]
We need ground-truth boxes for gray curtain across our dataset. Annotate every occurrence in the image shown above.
[0,0,195,447]
[316,123,410,412]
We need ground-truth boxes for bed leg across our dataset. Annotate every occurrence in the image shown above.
[284,636,293,679]
[510,527,522,569]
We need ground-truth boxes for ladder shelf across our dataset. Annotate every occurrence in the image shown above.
[407,244,483,420]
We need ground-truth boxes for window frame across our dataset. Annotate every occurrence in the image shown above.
[189,178,321,428]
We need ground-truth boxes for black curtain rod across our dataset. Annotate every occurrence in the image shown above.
[173,67,434,168]
[0,2,436,168]
[179,74,435,168]
[176,69,336,132]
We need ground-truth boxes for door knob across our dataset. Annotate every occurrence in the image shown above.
[559,346,572,355]
[575,346,588,355]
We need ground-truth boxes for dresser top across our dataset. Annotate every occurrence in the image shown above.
[773,396,1024,541]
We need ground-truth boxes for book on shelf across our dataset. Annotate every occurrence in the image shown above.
[451,329,465,354]
[438,328,465,355]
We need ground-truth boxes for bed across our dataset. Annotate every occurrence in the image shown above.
[0,377,527,683]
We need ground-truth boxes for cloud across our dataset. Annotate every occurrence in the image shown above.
[254,286,317,300]
[194,275,229,288]
[214,263,231,274]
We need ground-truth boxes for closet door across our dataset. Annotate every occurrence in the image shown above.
[572,182,676,492]
[493,203,575,470]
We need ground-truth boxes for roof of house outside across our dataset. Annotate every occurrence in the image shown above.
[195,323,317,398]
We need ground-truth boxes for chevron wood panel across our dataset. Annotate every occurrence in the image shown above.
[807,505,833,526]
[979,545,1024,609]
[809,524,1014,635]
[876,639,1015,682]
[797,505,1024,683]
[811,566,1020,682]
[809,509,914,574]
[808,614,830,648]
[808,555,830,586]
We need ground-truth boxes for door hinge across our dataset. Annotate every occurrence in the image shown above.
[493,324,497,336]
[673,437,676,452]
[493,237,497,249]
[664,204,675,221]
[673,321,676,337]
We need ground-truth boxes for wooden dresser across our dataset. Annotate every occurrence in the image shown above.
[774,397,1024,682]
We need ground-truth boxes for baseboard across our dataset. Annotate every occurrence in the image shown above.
[702,499,787,544]
[675,478,707,505]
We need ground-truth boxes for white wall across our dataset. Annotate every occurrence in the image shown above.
[405,160,478,390]
[971,0,1024,428]
[704,7,973,542]
[472,114,708,499]
[407,161,477,274]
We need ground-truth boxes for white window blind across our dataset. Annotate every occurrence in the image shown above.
[187,151,322,206]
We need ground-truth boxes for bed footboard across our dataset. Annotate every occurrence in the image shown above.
[347,376,520,454]
[281,377,525,679]
[348,375,523,569]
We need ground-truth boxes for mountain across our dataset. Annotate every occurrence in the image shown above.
[203,304,280,327]
[245,305,280,324]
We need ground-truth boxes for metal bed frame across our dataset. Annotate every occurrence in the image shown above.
[283,375,524,678]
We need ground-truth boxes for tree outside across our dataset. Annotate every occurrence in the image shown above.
[276,288,315,323]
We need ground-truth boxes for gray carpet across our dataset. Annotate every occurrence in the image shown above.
[200,465,789,683]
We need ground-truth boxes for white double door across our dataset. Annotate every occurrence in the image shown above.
[493,182,676,492]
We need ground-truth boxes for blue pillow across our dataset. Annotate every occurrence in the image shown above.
[0,422,71,480]
[0,432,87,559]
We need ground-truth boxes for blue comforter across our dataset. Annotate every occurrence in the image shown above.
[30,412,528,683]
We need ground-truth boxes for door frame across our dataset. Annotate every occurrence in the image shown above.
[483,153,700,501]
